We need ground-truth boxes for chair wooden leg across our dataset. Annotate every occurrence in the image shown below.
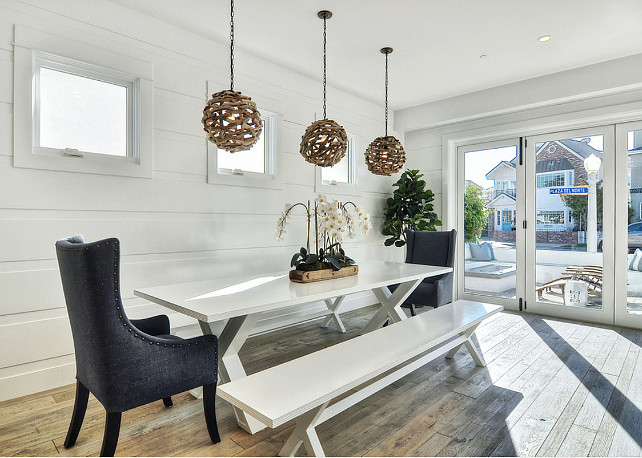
[64,380,89,448]
[100,412,122,457]
[203,383,221,444]
[162,396,173,407]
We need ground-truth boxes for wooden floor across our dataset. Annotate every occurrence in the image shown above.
[2,306,642,457]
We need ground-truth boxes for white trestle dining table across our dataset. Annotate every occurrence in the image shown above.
[134,260,452,434]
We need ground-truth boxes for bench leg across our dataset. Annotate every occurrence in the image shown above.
[279,402,329,457]
[320,296,346,333]
[445,324,487,367]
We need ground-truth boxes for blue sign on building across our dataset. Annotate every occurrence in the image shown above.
[550,187,589,195]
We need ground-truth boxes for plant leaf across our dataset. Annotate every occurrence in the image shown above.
[304,254,319,264]
[326,255,343,271]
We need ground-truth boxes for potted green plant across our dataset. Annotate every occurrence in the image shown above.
[382,169,441,247]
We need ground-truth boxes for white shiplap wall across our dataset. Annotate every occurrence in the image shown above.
[0,0,405,401]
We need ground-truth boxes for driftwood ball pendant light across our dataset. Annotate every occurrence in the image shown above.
[202,0,262,152]
[365,47,406,176]
[300,10,348,167]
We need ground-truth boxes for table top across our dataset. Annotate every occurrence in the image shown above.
[134,261,452,323]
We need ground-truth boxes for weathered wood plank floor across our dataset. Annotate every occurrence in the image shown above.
[1,306,642,457]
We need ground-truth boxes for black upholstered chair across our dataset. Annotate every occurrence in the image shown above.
[392,229,456,315]
[55,235,220,457]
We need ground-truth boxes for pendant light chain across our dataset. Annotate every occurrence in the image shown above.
[299,10,347,167]
[385,51,389,137]
[322,14,327,119]
[230,0,235,91]
[364,46,405,176]
[202,0,262,153]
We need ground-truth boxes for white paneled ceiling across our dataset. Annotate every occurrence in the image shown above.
[107,0,642,110]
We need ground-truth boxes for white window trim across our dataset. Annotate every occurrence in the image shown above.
[315,133,360,196]
[13,26,153,178]
[207,109,282,189]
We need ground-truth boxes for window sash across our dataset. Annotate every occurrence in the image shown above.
[537,210,565,225]
[215,112,276,177]
[536,172,566,188]
[32,51,137,160]
[321,136,356,185]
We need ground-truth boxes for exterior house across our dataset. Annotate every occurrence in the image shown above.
[484,138,603,240]
[485,160,517,232]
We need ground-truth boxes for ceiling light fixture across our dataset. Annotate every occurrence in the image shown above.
[299,10,348,167]
[202,0,262,152]
[538,35,552,42]
[364,47,406,176]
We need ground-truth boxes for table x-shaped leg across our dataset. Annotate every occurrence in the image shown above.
[279,401,330,457]
[200,315,267,434]
[361,278,423,334]
[320,296,346,333]
[444,323,486,367]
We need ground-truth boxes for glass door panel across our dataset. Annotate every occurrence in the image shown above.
[615,122,642,327]
[526,127,614,324]
[458,139,523,310]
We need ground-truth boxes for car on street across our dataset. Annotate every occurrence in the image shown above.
[598,222,642,252]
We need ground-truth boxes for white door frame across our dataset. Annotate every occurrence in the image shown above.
[524,126,615,324]
[615,121,642,328]
[457,138,523,312]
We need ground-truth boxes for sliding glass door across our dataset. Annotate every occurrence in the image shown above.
[457,139,524,311]
[457,124,640,327]
[524,126,615,323]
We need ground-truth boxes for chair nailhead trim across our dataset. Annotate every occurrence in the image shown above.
[107,239,215,351]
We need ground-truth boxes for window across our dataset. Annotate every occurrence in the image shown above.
[497,211,501,225]
[35,59,131,158]
[321,138,352,184]
[537,210,565,225]
[216,113,275,176]
[537,172,566,188]
[13,26,153,177]
[315,134,358,194]
[207,109,281,189]
[503,211,512,223]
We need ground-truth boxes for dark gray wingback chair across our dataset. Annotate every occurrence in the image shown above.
[55,235,220,456]
[393,229,456,315]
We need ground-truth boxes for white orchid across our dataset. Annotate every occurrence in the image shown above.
[275,195,370,265]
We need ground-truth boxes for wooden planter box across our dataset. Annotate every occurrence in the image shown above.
[289,265,358,283]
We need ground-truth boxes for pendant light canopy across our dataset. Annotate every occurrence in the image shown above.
[202,0,262,153]
[300,10,348,167]
[365,47,406,176]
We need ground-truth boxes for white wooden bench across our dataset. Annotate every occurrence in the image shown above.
[217,299,503,457]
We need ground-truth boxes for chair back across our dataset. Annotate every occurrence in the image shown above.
[405,229,457,268]
[56,235,128,399]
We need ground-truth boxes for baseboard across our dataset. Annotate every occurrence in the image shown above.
[0,357,76,403]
